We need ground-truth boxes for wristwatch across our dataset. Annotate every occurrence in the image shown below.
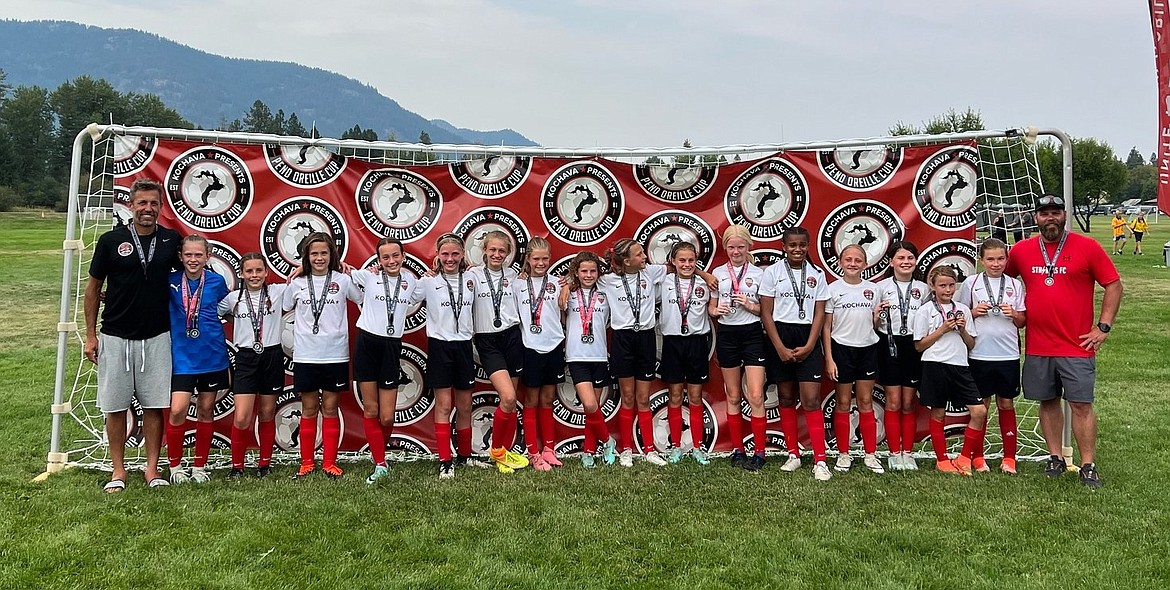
[1097,322,1112,333]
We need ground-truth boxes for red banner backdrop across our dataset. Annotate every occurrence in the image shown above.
[110,137,977,457]
[1152,0,1170,215]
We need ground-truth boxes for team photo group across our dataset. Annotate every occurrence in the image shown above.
[87,178,1121,493]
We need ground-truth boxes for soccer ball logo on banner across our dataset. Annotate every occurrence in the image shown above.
[165,146,254,231]
[818,199,904,280]
[724,157,809,241]
[449,155,531,199]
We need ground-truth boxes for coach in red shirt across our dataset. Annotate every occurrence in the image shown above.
[1005,194,1122,489]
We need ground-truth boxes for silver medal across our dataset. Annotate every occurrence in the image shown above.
[798,311,806,320]
[583,335,594,344]
[312,325,320,335]
[493,318,502,328]
[187,328,199,339]
[530,325,542,334]
[252,341,264,354]
[900,326,908,335]
[990,307,1001,316]
[387,325,395,335]
[681,325,689,335]
[1044,276,1054,286]
[633,322,640,331]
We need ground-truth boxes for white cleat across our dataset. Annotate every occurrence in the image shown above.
[619,449,634,468]
[835,453,853,473]
[813,461,832,481]
[643,450,668,466]
[863,453,885,474]
[779,453,802,472]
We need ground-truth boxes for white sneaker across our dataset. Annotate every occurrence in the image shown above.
[863,453,885,474]
[780,453,802,472]
[643,450,668,466]
[460,456,493,469]
[902,452,919,471]
[169,466,190,484]
[438,461,455,479]
[813,461,832,481]
[888,453,903,471]
[619,449,634,468]
[835,453,853,472]
[190,466,211,484]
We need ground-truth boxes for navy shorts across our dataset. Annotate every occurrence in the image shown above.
[767,322,824,384]
[293,362,349,393]
[427,338,475,390]
[714,322,766,369]
[918,361,982,409]
[969,358,1021,399]
[831,340,880,384]
[522,345,566,388]
[659,334,712,384]
[610,328,657,381]
[353,329,403,389]
[172,368,230,394]
[231,345,284,395]
[475,325,524,377]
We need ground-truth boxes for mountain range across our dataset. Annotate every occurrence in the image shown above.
[0,20,538,146]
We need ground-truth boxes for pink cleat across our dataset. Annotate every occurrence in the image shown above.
[541,448,563,467]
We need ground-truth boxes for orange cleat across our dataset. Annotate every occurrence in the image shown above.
[937,459,972,476]
[1000,457,1017,475]
[972,456,990,472]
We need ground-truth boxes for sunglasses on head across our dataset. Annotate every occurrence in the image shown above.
[1036,195,1064,208]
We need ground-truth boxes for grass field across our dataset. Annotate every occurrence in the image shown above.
[1,211,1168,589]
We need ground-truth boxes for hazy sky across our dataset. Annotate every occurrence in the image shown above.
[1,1,1157,155]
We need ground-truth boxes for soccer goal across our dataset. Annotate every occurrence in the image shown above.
[42,123,1075,476]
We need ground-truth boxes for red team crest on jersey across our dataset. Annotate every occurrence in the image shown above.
[466,279,475,290]
[806,276,818,288]
[863,289,874,300]
[117,242,133,256]
[327,282,340,294]
[911,287,923,298]
[695,286,706,298]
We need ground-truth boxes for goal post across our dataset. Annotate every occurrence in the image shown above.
[44,123,1075,476]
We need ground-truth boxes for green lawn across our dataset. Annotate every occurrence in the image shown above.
[1,212,1168,589]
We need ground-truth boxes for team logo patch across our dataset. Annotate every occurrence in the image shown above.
[634,210,717,269]
[913,146,979,230]
[261,196,348,278]
[454,207,530,272]
[116,242,134,257]
[355,169,442,243]
[632,162,718,203]
[207,240,242,292]
[112,134,157,177]
[361,253,430,333]
[724,157,809,241]
[111,186,133,229]
[634,390,717,453]
[449,155,531,198]
[821,386,887,447]
[806,276,818,288]
[553,372,620,427]
[863,289,875,301]
[817,147,902,192]
[911,287,923,299]
[818,199,904,280]
[750,248,785,269]
[264,144,347,188]
[541,161,624,246]
[917,239,978,285]
[449,393,526,455]
[165,146,253,232]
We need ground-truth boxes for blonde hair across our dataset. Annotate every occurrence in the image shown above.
[839,243,867,264]
[522,236,552,276]
[927,264,959,285]
[478,230,513,265]
[722,225,756,265]
[432,233,469,273]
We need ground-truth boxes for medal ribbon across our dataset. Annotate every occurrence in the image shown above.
[620,271,644,328]
[444,271,465,326]
[307,270,332,334]
[182,269,205,336]
[726,262,748,307]
[486,268,506,327]
[129,229,157,278]
[981,273,1006,310]
[577,287,598,338]
[528,275,548,328]
[382,270,403,332]
[784,261,807,318]
[242,286,266,347]
[675,273,696,333]
[1038,231,1068,285]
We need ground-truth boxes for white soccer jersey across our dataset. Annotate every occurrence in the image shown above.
[350,268,418,337]
[409,272,475,341]
[913,300,978,366]
[468,266,521,334]
[282,272,360,363]
[565,287,611,362]
[825,279,881,347]
[875,278,929,337]
[219,283,288,350]
[712,262,765,326]
[759,260,830,325]
[960,273,1026,361]
[597,264,667,331]
[512,273,565,354]
[658,272,712,336]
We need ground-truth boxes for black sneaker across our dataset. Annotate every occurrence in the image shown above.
[227,468,245,480]
[743,454,766,472]
[729,450,748,468]
[255,465,271,478]
[1044,455,1067,478]
[1079,463,1103,490]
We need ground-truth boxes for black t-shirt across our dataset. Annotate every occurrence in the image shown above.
[88,224,182,339]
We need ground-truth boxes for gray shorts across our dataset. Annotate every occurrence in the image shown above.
[1021,355,1096,404]
[97,332,172,412]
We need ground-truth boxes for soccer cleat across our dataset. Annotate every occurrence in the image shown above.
[743,454,766,472]
[322,464,343,479]
[1079,462,1103,490]
[541,448,563,467]
[529,453,552,472]
[780,453,802,472]
[668,447,685,464]
[457,455,493,469]
[619,449,634,468]
[365,464,390,485]
[952,454,973,474]
[729,450,748,468]
[644,450,668,466]
[190,467,211,484]
[813,461,832,481]
[972,456,990,473]
[495,461,515,474]
[690,448,710,466]
[902,452,918,471]
[491,448,530,471]
[1000,457,1017,475]
[936,459,971,476]
[835,453,853,473]
[169,466,191,484]
[581,453,596,469]
[1044,455,1067,478]
[863,454,885,474]
[292,464,316,480]
[255,465,271,478]
[227,468,245,480]
[602,439,617,466]
[438,460,455,480]
[888,453,903,472]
